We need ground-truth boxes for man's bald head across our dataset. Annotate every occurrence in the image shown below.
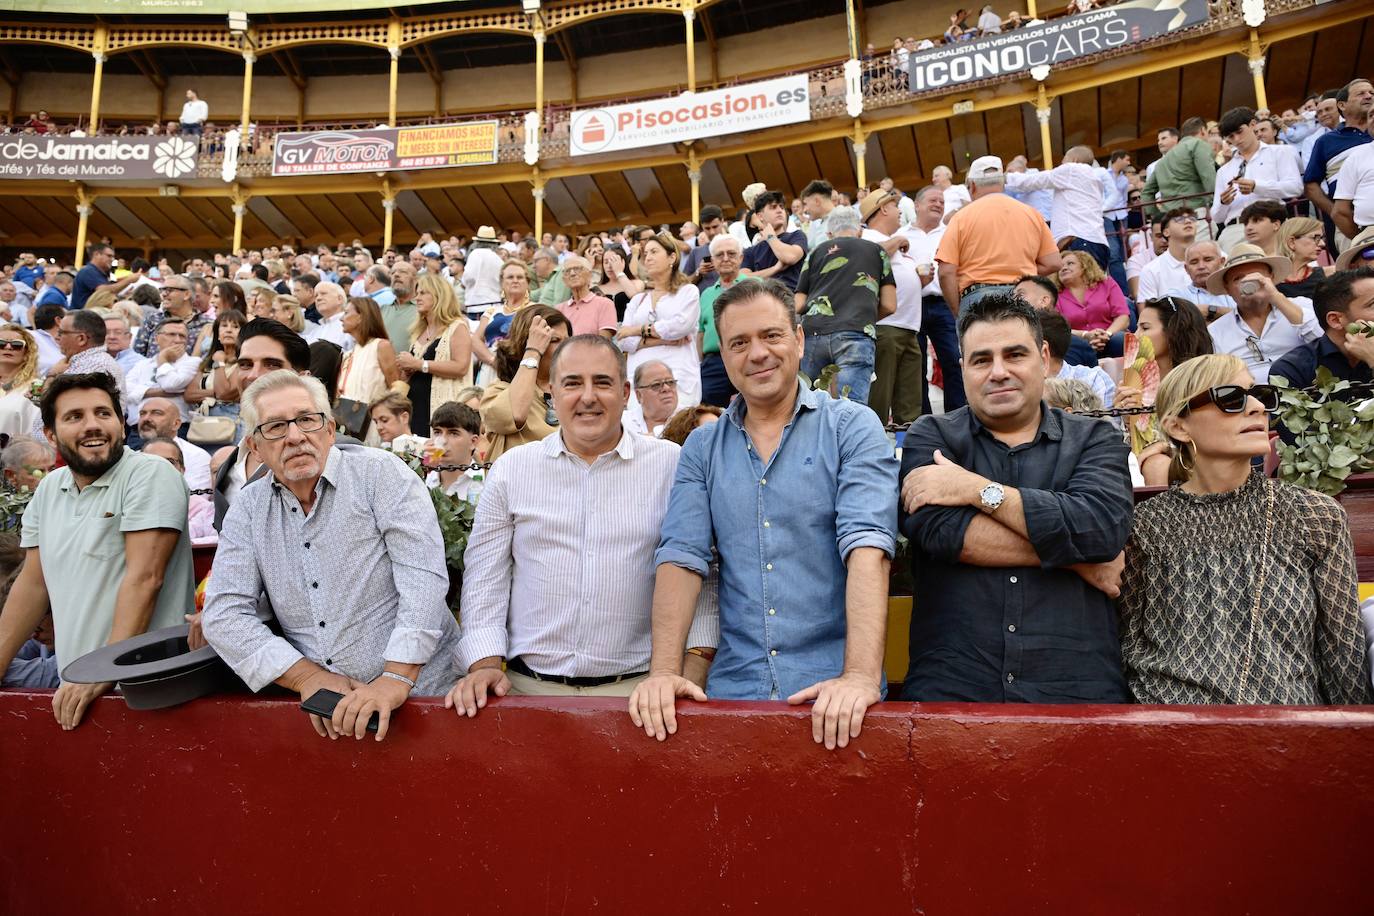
[138,397,181,440]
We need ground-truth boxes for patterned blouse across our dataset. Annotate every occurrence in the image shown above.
[1119,470,1372,705]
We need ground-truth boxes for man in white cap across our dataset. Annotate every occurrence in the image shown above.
[1204,243,1323,383]
[461,226,505,323]
[935,155,1061,315]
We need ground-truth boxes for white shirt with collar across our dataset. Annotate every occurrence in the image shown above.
[1210,143,1303,227]
[1333,141,1374,230]
[1005,162,1108,244]
[174,436,212,492]
[1162,284,1237,315]
[1134,250,1191,303]
[863,227,923,332]
[941,184,972,220]
[180,98,208,125]
[1207,298,1323,383]
[457,426,718,677]
[125,352,201,423]
[897,221,946,298]
[34,329,62,378]
[310,313,353,352]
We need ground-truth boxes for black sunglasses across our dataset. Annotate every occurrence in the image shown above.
[1182,383,1279,415]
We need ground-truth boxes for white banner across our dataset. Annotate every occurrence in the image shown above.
[569,74,811,157]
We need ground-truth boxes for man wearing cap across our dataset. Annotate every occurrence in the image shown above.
[461,226,505,323]
[935,155,1061,316]
[1005,146,1116,282]
[1270,265,1374,392]
[795,207,896,406]
[1205,244,1323,383]
[741,190,808,291]
[861,187,927,425]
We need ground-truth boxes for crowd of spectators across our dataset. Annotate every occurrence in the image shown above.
[0,72,1371,746]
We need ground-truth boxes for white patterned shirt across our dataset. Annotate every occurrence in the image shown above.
[203,444,460,693]
[1207,299,1323,384]
[458,426,718,677]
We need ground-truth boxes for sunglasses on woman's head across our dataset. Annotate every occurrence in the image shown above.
[1148,296,1191,314]
[1182,383,1280,415]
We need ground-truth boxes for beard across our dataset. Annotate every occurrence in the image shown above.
[56,432,124,480]
[278,444,321,482]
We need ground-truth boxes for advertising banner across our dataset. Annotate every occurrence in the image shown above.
[569,74,811,158]
[0,134,199,181]
[272,120,500,177]
[905,0,1210,93]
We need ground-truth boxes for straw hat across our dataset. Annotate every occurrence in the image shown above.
[858,189,899,223]
[1204,243,1293,295]
[1334,226,1374,271]
[470,225,500,246]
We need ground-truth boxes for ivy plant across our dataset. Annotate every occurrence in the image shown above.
[1273,368,1374,497]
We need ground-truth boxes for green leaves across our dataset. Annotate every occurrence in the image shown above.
[1275,368,1374,497]
[404,453,478,618]
[818,256,849,276]
[852,272,879,295]
[806,296,835,317]
[863,324,877,339]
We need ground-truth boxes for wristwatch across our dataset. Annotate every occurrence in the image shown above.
[519,356,540,371]
[1206,304,1220,322]
[979,482,1006,513]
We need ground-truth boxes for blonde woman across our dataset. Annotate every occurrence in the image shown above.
[1276,216,1327,299]
[473,260,534,385]
[0,323,40,443]
[616,230,702,413]
[269,294,317,338]
[396,272,473,434]
[1055,249,1129,354]
[1118,353,1371,705]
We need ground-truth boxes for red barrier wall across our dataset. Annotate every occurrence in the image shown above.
[3,692,1371,915]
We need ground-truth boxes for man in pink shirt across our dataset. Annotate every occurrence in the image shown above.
[557,256,617,338]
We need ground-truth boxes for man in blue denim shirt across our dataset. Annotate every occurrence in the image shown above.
[630,279,898,750]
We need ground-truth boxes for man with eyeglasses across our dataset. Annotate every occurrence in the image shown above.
[71,244,139,311]
[1135,208,1197,304]
[203,370,460,742]
[51,310,128,409]
[1205,244,1323,383]
[697,234,750,407]
[626,360,678,438]
[555,255,616,338]
[132,274,208,358]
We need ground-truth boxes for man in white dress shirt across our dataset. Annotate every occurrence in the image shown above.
[1135,208,1197,304]
[447,334,717,712]
[1333,139,1374,240]
[178,89,208,136]
[1211,106,1303,254]
[124,317,200,431]
[309,281,352,351]
[1204,245,1323,383]
[1005,146,1113,278]
[136,396,211,491]
[461,227,506,323]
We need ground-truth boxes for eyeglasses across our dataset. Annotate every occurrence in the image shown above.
[161,286,188,294]
[254,411,328,440]
[1182,383,1280,415]
[0,339,27,351]
[636,379,678,394]
[1244,334,1265,364]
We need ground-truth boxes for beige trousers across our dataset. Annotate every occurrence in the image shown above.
[507,669,647,698]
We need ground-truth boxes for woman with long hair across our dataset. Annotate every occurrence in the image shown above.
[473,260,534,383]
[0,323,40,444]
[576,233,606,287]
[1276,216,1327,299]
[1118,353,1372,705]
[616,230,702,414]
[338,297,400,444]
[396,272,474,435]
[194,280,248,356]
[479,304,571,462]
[184,308,248,442]
[1056,249,1130,354]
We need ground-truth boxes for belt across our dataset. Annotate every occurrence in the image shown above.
[506,656,647,688]
[959,281,1011,298]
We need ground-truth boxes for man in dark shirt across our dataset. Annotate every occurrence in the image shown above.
[71,244,138,311]
[1270,266,1374,391]
[898,292,1133,703]
[681,205,727,291]
[741,189,808,291]
[794,207,895,406]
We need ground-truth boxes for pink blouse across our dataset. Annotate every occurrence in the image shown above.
[1056,278,1128,331]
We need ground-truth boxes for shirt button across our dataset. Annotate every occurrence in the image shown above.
[768,608,776,615]
[765,563,773,571]
[1007,672,1015,683]
[770,649,778,657]
[1008,624,1016,633]
[325,658,333,666]
[763,520,770,528]
[312,582,319,588]
[319,621,326,628]
[291,507,298,513]
[304,542,310,549]
[1009,576,1018,584]
[760,478,766,485]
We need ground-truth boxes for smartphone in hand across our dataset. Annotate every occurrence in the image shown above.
[301,688,379,733]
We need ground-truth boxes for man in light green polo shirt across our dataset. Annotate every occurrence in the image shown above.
[0,373,195,730]
[697,235,754,407]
